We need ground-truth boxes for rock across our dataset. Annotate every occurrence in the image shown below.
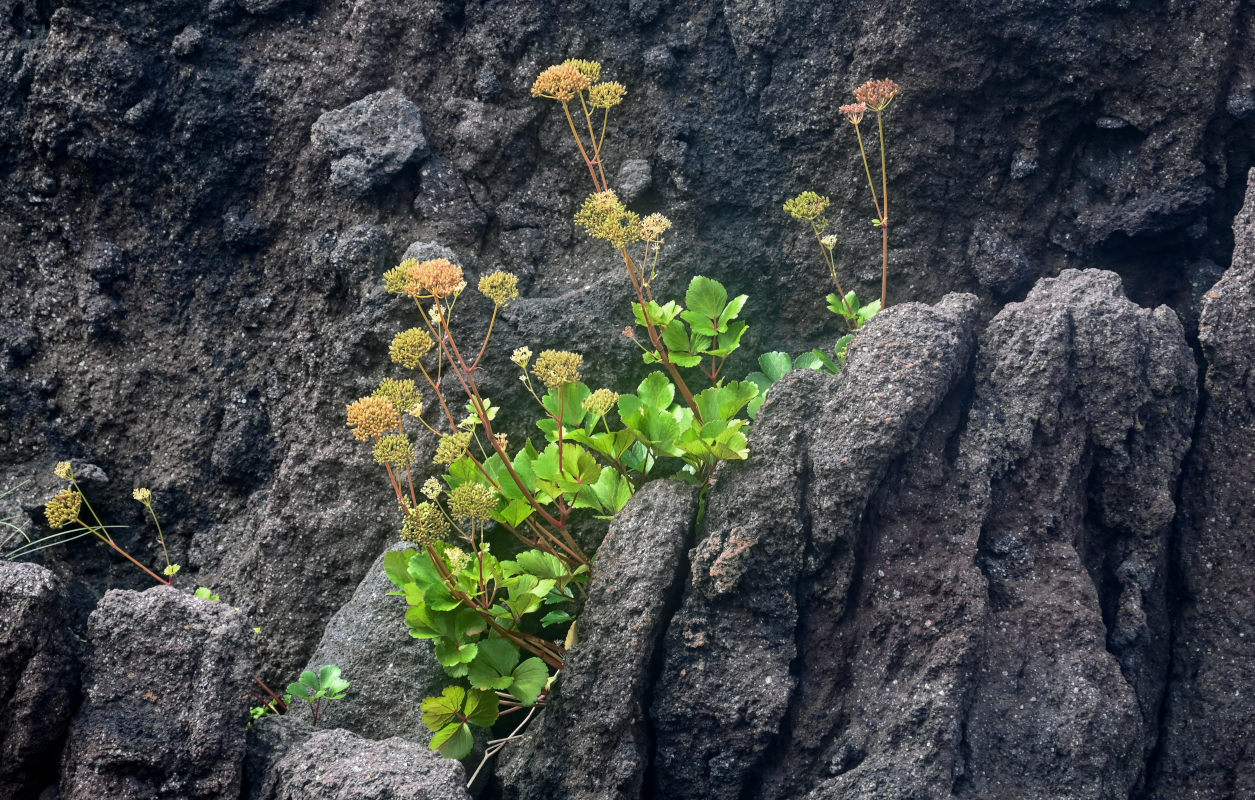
[497,480,699,800]
[310,89,429,196]
[614,159,652,203]
[258,728,470,800]
[285,543,446,742]
[650,294,982,800]
[59,586,256,800]
[0,563,80,800]
[1149,169,1255,798]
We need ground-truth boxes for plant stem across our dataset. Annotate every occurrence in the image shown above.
[877,109,889,308]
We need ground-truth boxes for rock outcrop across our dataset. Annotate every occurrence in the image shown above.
[59,587,256,800]
[0,562,79,800]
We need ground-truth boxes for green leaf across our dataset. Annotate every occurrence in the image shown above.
[757,351,793,383]
[510,657,550,706]
[430,722,474,759]
[540,610,574,627]
[716,294,748,330]
[286,681,311,700]
[385,548,419,589]
[669,353,704,368]
[810,348,841,373]
[635,372,674,410]
[834,334,855,364]
[589,468,634,515]
[298,670,319,690]
[318,665,342,688]
[421,687,464,731]
[467,637,520,691]
[435,639,479,668]
[685,276,728,319]
[464,688,499,727]
[661,319,691,353]
[857,299,881,324]
[498,498,535,528]
[515,550,569,581]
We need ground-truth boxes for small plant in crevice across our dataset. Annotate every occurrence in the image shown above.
[8,461,179,586]
[349,59,766,766]
[286,665,351,726]
[783,79,901,359]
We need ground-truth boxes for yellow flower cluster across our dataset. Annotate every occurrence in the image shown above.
[783,191,831,222]
[582,388,620,418]
[510,346,532,368]
[853,78,900,111]
[390,328,435,369]
[373,433,414,467]
[421,477,444,500]
[433,431,473,465]
[44,489,82,530]
[532,350,583,389]
[346,396,401,441]
[444,545,472,573]
[531,63,591,102]
[448,482,498,522]
[640,213,672,242]
[589,81,626,109]
[820,234,838,250]
[400,501,450,546]
[574,190,641,248]
[389,258,465,300]
[374,377,423,416]
[54,461,74,481]
[133,487,153,506]
[564,59,601,83]
[478,271,520,307]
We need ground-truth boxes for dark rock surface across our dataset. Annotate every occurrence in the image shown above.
[285,542,447,742]
[311,88,430,197]
[258,727,470,800]
[59,586,255,800]
[496,480,699,800]
[0,562,80,800]
[651,293,982,800]
[1148,170,1255,798]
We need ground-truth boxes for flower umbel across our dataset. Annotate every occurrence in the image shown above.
[54,461,74,481]
[433,432,473,465]
[640,213,672,242]
[840,102,867,124]
[400,501,450,547]
[447,483,498,522]
[405,259,465,300]
[574,190,641,247]
[510,347,533,368]
[478,271,520,307]
[532,350,583,390]
[346,396,402,441]
[582,388,620,418]
[853,79,900,111]
[133,487,153,506]
[421,477,444,500]
[588,81,626,109]
[374,434,415,467]
[390,328,435,369]
[44,489,82,530]
[783,191,831,223]
[374,378,423,416]
[531,63,591,102]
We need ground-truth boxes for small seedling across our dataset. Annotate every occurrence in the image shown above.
[286,665,350,725]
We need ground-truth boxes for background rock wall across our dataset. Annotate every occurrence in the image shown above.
[1,0,1252,699]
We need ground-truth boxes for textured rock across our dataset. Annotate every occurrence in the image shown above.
[0,562,80,800]
[59,587,255,800]
[650,294,982,800]
[497,480,699,800]
[1149,170,1255,798]
[259,728,470,800]
[311,89,429,196]
[285,543,446,741]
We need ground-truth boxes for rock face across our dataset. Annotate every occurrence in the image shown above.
[259,728,470,800]
[285,542,447,741]
[649,270,1197,800]
[1148,170,1255,798]
[496,480,700,800]
[0,562,79,800]
[310,89,430,197]
[59,587,256,800]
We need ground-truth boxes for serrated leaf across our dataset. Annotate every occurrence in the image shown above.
[421,686,465,731]
[685,276,728,318]
[384,548,419,589]
[716,294,748,330]
[498,498,535,527]
[510,657,550,706]
[757,352,792,383]
[464,688,500,727]
[430,722,473,759]
[467,637,520,690]
[635,372,674,410]
[540,610,574,627]
[515,550,568,580]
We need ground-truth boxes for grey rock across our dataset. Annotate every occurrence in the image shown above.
[259,728,469,800]
[1149,169,1255,798]
[967,225,1033,295]
[614,159,652,203]
[0,562,80,800]
[59,587,256,800]
[286,543,446,742]
[497,481,699,800]
[650,294,982,800]
[402,240,460,265]
[311,89,429,196]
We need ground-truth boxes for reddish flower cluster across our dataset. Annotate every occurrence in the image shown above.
[853,79,900,111]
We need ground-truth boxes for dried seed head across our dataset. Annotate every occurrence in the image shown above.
[622,326,636,339]
[133,487,153,506]
[853,79,900,111]
[433,431,473,465]
[510,346,533,368]
[478,271,520,307]
[400,501,450,546]
[574,190,641,247]
[373,433,415,467]
[839,102,867,124]
[44,489,82,530]
[405,258,466,299]
[588,81,626,109]
[447,482,499,521]
[532,350,583,389]
[582,388,621,418]
[783,191,831,222]
[531,63,592,101]
[54,461,74,481]
[640,213,672,242]
[346,396,402,441]
[390,328,435,369]
[421,477,444,500]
